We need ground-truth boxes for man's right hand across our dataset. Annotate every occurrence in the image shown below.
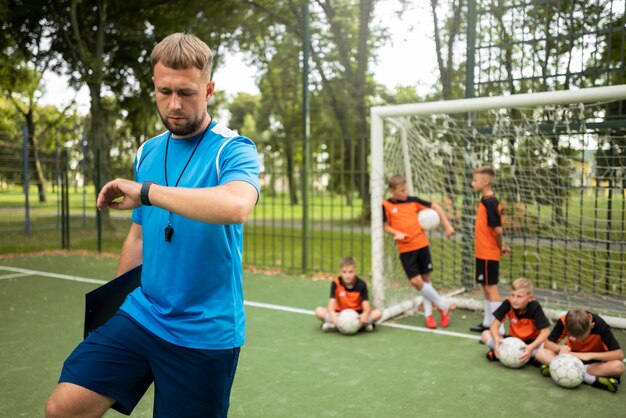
[97,179,142,211]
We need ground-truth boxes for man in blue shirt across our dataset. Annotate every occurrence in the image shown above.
[46,33,260,418]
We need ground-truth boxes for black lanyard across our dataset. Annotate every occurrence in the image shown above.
[164,123,211,187]
[162,122,211,242]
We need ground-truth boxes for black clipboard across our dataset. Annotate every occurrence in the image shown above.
[84,264,142,338]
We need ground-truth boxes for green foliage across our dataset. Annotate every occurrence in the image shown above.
[229,93,261,134]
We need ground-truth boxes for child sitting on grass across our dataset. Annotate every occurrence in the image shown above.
[315,256,382,332]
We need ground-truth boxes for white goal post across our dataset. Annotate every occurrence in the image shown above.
[370,85,626,328]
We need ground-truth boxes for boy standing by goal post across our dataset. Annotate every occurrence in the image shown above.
[382,174,455,329]
[470,166,511,333]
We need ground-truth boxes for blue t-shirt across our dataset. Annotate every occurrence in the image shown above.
[121,120,260,350]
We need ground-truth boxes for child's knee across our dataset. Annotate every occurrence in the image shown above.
[410,276,424,289]
[612,360,625,375]
[484,285,500,300]
[370,309,382,322]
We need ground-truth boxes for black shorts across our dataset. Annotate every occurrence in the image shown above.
[476,258,499,286]
[400,247,433,279]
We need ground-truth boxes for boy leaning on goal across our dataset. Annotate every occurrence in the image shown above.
[382,174,455,329]
[535,309,624,393]
[470,166,511,334]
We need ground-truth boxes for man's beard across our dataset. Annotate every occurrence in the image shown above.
[159,112,205,137]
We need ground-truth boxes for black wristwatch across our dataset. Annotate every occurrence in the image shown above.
[140,181,156,206]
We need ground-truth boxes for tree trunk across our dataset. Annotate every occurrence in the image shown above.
[25,109,48,203]
[353,0,373,208]
[285,139,298,205]
[88,83,112,224]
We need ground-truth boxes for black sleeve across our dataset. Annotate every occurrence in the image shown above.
[548,319,565,343]
[329,281,337,299]
[493,299,511,321]
[408,196,432,208]
[594,315,621,351]
[382,205,387,223]
[357,278,369,301]
[529,301,551,330]
[484,199,501,227]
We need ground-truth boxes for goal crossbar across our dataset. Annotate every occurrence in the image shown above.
[371,85,626,118]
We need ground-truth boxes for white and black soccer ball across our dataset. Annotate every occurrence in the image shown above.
[498,337,526,368]
[418,208,440,231]
[549,354,584,388]
[336,309,361,335]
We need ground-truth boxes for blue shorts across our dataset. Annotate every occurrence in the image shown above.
[59,311,240,417]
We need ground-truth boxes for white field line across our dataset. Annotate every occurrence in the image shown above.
[1,265,478,340]
[0,265,107,285]
[243,300,480,340]
[243,300,314,316]
[0,272,32,280]
[8,265,626,355]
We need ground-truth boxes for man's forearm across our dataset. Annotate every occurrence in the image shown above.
[148,182,257,224]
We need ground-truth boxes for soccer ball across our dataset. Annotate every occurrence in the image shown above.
[336,309,362,335]
[549,354,584,388]
[418,208,440,231]
[498,337,526,368]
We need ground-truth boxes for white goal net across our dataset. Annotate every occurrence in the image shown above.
[370,85,626,326]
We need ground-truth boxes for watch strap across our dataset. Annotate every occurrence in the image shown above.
[140,181,155,206]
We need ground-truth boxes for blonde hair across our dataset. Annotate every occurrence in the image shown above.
[340,256,357,268]
[565,309,591,339]
[387,174,406,189]
[511,277,533,295]
[150,33,213,80]
[473,166,496,177]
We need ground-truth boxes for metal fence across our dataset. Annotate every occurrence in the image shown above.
[0,128,114,252]
[244,135,370,274]
[471,0,626,96]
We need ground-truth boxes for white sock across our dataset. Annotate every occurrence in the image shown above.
[482,300,493,327]
[423,297,433,317]
[489,301,505,334]
[583,365,595,385]
[421,282,448,311]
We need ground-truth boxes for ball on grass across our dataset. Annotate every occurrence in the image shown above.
[498,337,526,368]
[550,354,584,388]
[336,309,361,335]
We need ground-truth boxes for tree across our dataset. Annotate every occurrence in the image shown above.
[0,3,76,202]
[429,0,466,213]
[4,1,245,223]
[240,0,380,213]
[595,14,626,191]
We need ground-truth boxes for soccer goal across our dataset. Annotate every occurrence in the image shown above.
[370,85,626,327]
